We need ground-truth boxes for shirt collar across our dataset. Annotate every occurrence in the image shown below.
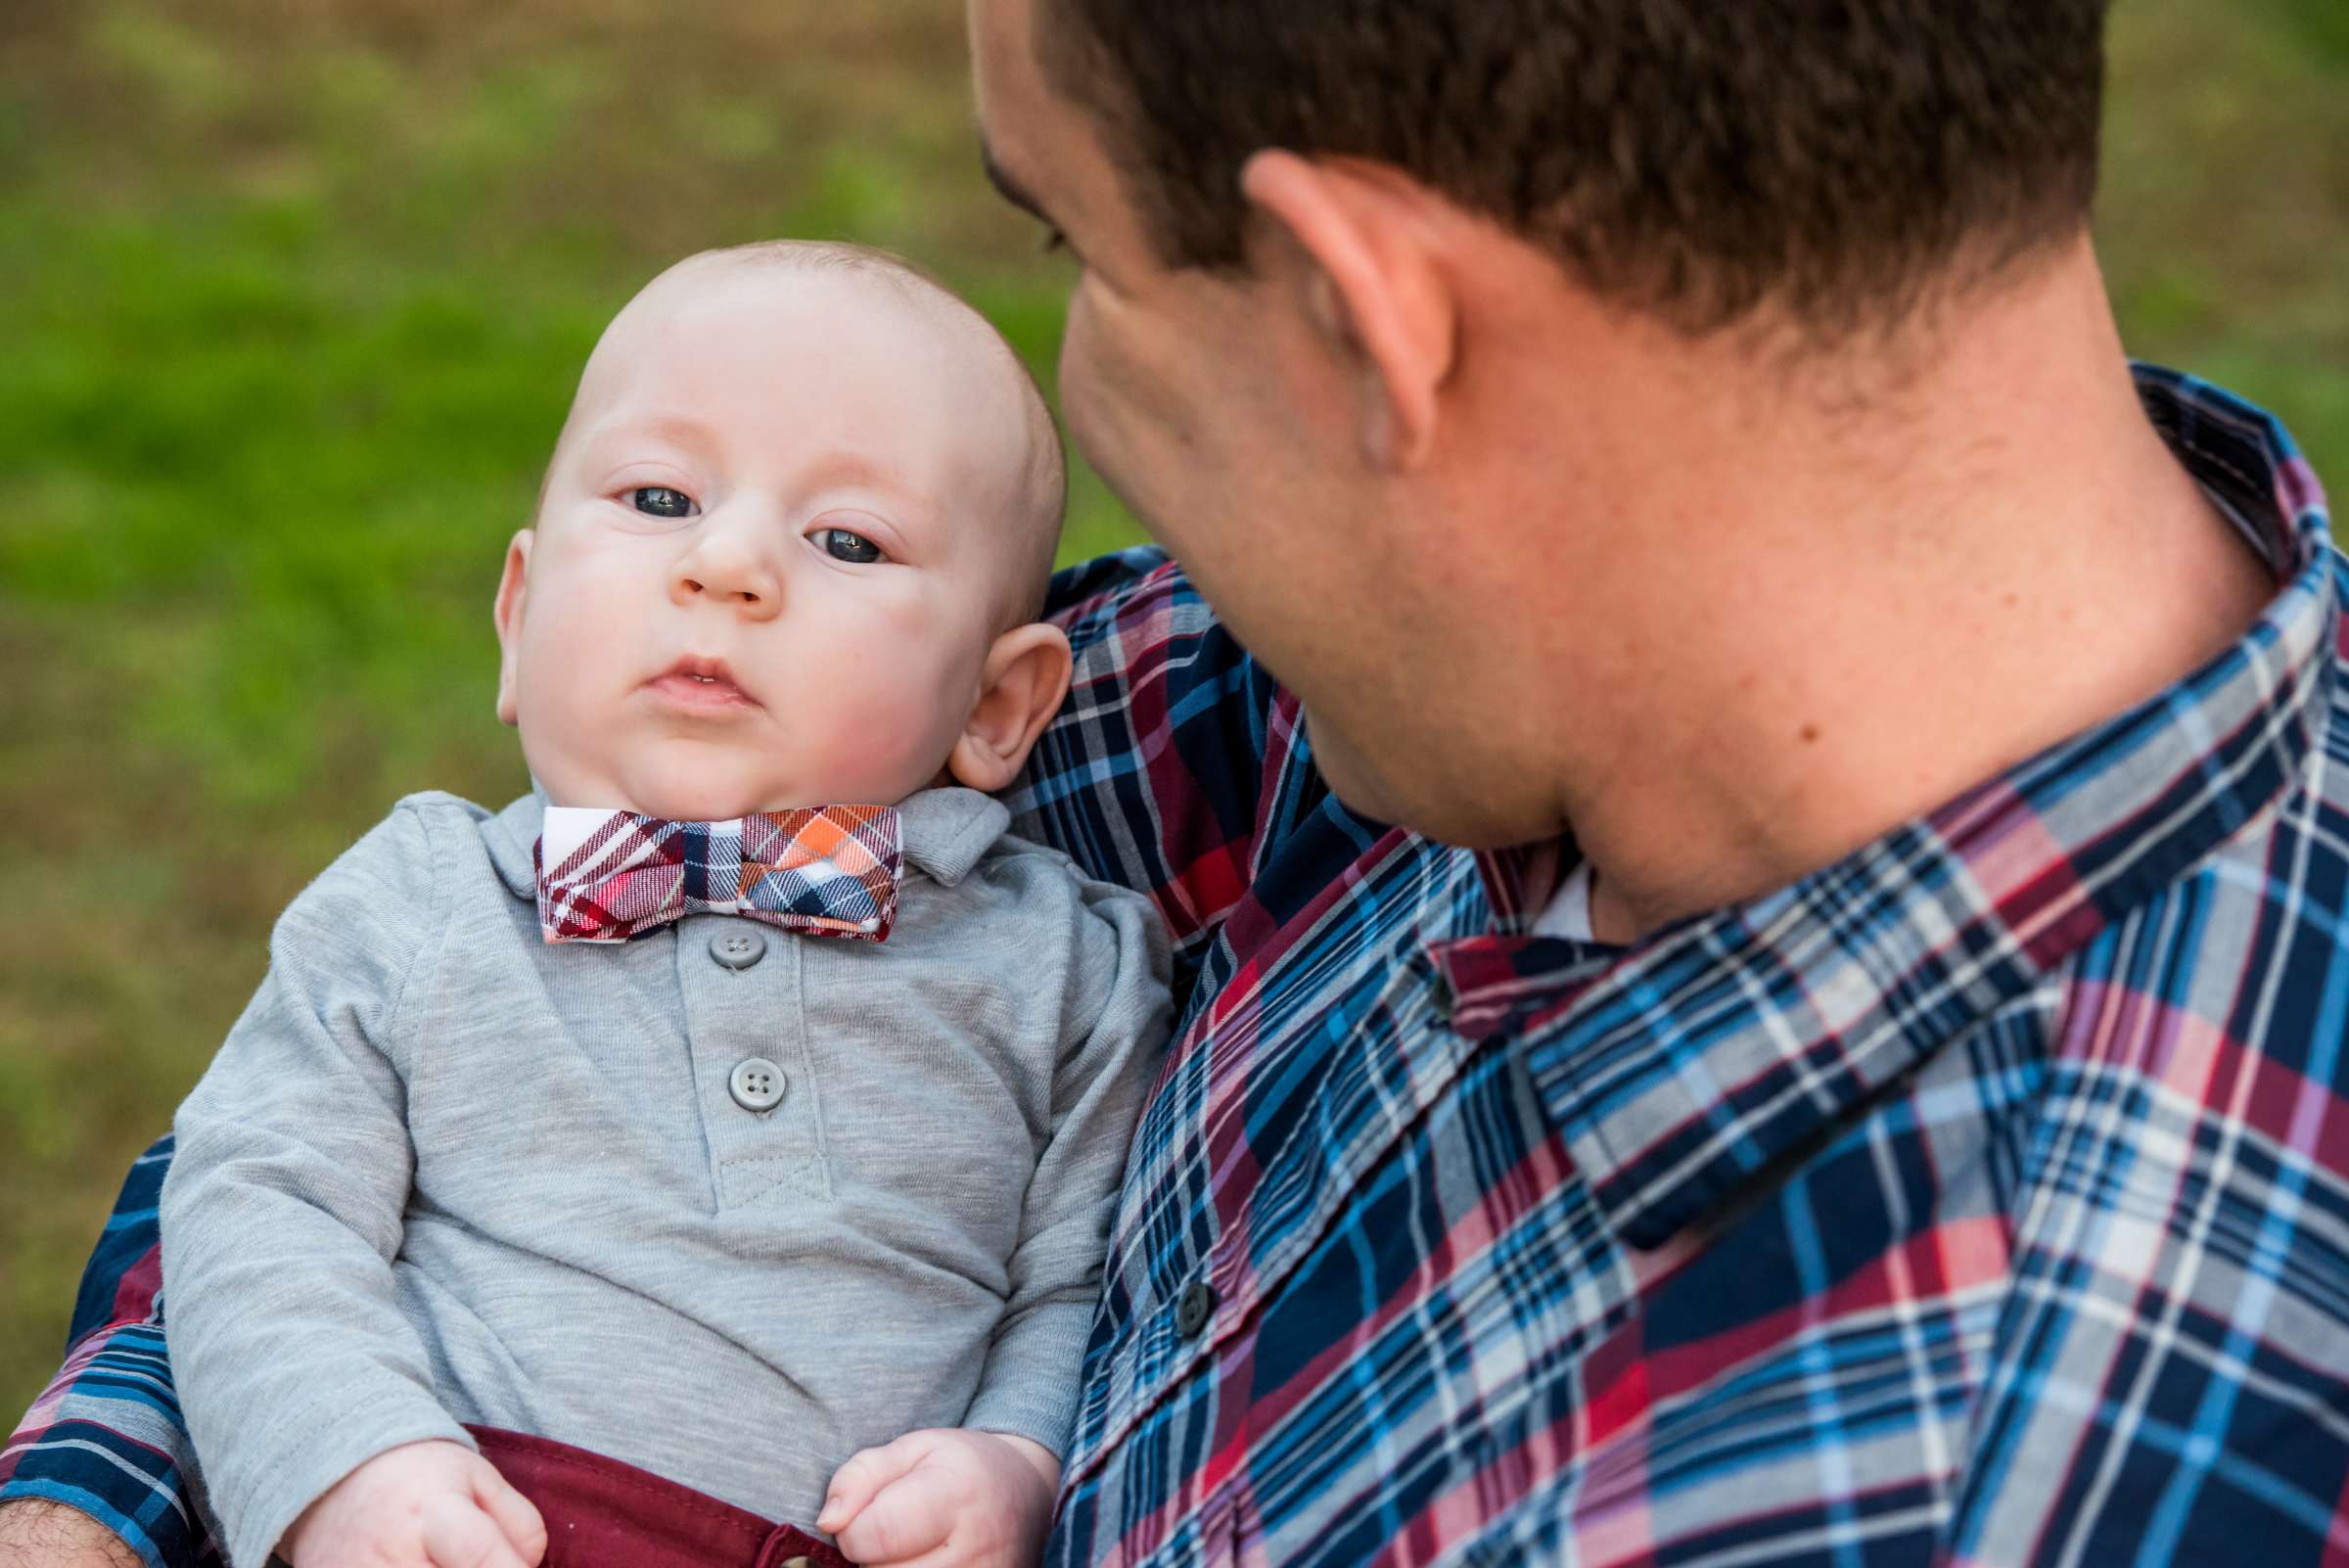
[1435,366,2336,1251]
[484,785,1010,902]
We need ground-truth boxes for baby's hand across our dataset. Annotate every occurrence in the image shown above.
[281,1439,547,1568]
[817,1429,1059,1568]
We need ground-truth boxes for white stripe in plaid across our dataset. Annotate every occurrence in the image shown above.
[534,804,901,943]
[23,370,2349,1568]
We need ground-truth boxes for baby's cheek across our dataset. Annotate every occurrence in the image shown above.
[516,606,635,786]
[807,665,965,799]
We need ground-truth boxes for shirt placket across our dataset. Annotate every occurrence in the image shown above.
[675,912,823,1209]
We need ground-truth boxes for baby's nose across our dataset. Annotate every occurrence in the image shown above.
[671,530,783,616]
[678,571,768,606]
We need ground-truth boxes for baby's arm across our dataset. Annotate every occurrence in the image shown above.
[821,871,1174,1567]
[160,804,535,1568]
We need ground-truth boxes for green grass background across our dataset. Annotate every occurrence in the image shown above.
[3,0,2345,1415]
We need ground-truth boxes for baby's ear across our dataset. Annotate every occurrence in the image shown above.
[947,622,1074,794]
[492,530,533,727]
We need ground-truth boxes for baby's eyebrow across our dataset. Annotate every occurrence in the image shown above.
[580,412,721,458]
[803,454,941,528]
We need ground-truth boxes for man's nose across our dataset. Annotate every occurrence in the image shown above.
[670,508,783,619]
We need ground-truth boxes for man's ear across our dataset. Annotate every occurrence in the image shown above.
[1240,150,1460,471]
[946,622,1075,794]
[492,530,533,727]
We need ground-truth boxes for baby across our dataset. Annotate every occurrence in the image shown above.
[157,242,1172,1568]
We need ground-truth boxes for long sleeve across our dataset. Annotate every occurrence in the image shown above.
[0,1139,213,1568]
[961,877,1174,1456]
[158,804,474,1568]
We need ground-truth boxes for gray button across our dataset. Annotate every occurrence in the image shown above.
[709,928,767,970]
[1174,1279,1216,1338]
[728,1057,787,1112]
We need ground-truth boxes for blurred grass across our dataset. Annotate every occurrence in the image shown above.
[0,0,1133,1413]
[2,0,2346,1415]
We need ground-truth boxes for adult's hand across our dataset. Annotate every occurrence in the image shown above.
[0,1499,144,1568]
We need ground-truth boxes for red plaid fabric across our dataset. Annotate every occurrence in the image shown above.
[25,369,2349,1568]
[534,804,902,944]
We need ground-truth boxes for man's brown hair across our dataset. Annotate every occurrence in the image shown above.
[1037,0,2113,340]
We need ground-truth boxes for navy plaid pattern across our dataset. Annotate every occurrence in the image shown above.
[535,804,902,943]
[9,370,2349,1568]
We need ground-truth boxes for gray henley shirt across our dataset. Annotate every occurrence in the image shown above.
[159,786,1172,1568]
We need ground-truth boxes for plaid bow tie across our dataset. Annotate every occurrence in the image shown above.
[535,804,902,944]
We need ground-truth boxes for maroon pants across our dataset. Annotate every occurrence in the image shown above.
[469,1428,853,1568]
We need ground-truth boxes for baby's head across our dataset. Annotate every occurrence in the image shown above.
[493,241,1072,820]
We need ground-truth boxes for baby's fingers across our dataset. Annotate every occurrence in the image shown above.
[471,1463,548,1567]
[832,1470,958,1565]
[819,1433,934,1536]
[420,1492,535,1568]
[841,1546,966,1568]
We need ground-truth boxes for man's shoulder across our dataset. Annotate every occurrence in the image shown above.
[2057,582,2349,1087]
[1045,545,1241,672]
[1043,542,1181,623]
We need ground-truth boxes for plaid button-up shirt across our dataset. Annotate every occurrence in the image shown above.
[7,369,2347,1568]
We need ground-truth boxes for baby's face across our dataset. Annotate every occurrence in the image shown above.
[496,260,1044,819]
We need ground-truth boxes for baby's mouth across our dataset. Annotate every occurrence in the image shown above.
[647,657,760,712]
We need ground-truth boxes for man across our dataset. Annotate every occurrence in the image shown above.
[9,0,2346,1564]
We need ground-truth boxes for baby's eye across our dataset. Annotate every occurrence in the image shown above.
[815,528,885,565]
[630,486,698,519]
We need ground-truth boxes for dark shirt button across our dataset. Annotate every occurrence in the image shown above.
[1416,945,1455,1020]
[1174,1279,1216,1338]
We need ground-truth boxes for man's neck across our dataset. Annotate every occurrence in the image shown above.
[1494,243,2277,943]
